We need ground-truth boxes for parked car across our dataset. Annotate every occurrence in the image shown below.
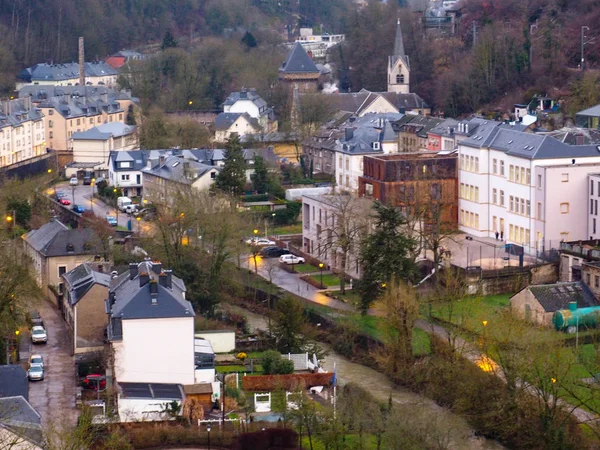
[28,364,44,381]
[28,310,44,328]
[72,205,85,214]
[124,204,138,215]
[55,191,67,200]
[260,246,290,258]
[29,354,44,368]
[83,175,92,185]
[280,254,306,265]
[106,215,117,227]
[117,196,133,212]
[245,237,276,246]
[31,326,47,344]
[59,198,71,205]
[82,374,106,391]
[69,177,79,186]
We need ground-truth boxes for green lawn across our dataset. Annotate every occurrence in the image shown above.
[427,294,512,332]
[273,222,302,235]
[308,273,341,288]
[302,434,379,450]
[292,263,320,273]
[326,289,361,306]
[216,364,263,374]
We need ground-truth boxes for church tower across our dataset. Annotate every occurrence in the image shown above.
[387,18,410,94]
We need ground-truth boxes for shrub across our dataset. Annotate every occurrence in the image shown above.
[261,350,294,375]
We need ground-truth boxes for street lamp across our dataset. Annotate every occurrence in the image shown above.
[206,425,211,450]
[113,188,119,224]
[319,263,324,288]
[90,178,96,213]
[136,216,141,235]
[482,320,488,327]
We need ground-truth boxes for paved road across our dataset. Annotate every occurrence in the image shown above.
[52,181,148,232]
[241,255,353,311]
[26,299,78,427]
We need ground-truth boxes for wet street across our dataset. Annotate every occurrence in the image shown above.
[25,299,79,427]
[225,303,505,449]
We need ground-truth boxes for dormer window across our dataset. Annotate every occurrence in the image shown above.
[66,243,75,253]
[372,142,381,150]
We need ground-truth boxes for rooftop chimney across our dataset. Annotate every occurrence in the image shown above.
[165,269,172,289]
[129,263,138,280]
[149,280,158,296]
[345,127,354,141]
[78,37,85,88]
[139,272,150,287]
[152,261,162,275]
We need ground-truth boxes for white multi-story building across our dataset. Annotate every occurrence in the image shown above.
[0,98,46,168]
[588,174,600,240]
[458,122,600,254]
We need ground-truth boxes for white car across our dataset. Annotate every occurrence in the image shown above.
[29,354,44,368]
[254,239,276,246]
[28,364,44,381]
[280,254,306,265]
[69,177,78,186]
[31,326,47,344]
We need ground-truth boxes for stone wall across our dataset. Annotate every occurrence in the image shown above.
[464,262,558,296]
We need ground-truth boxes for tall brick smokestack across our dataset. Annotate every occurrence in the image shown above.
[78,37,85,87]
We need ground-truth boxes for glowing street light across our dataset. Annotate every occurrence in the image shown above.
[319,263,324,288]
[482,320,488,327]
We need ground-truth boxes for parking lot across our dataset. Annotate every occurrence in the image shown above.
[25,299,79,427]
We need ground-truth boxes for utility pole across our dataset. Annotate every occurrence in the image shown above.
[581,26,590,71]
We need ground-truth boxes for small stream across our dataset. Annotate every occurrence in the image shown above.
[226,304,506,449]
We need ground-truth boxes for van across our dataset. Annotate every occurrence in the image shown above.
[117,196,133,212]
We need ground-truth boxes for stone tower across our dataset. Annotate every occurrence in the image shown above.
[387,19,410,94]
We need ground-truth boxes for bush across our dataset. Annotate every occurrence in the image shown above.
[235,428,298,450]
[269,201,301,225]
[261,350,294,375]
[242,193,270,203]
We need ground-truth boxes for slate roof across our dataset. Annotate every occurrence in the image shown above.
[577,104,600,117]
[543,128,600,145]
[524,281,599,312]
[428,118,460,138]
[107,260,193,340]
[141,155,218,185]
[214,112,258,131]
[17,61,118,83]
[119,382,184,399]
[222,89,267,110]
[23,220,99,257]
[279,42,320,74]
[109,150,148,172]
[0,366,28,399]
[0,396,43,447]
[393,114,445,138]
[19,85,134,103]
[72,122,135,140]
[390,19,410,70]
[63,263,111,306]
[0,99,43,131]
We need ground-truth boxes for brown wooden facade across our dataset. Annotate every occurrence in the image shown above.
[358,153,458,229]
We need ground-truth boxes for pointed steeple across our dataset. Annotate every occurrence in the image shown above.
[392,18,409,69]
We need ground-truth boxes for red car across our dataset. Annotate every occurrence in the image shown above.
[82,374,106,391]
[59,198,71,205]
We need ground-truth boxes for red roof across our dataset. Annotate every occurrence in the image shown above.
[242,373,333,392]
[105,56,126,69]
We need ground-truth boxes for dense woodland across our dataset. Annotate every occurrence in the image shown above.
[0,0,598,118]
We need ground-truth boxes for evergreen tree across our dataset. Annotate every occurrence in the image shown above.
[251,155,269,194]
[241,31,257,49]
[161,30,178,50]
[358,202,416,314]
[126,104,136,126]
[215,135,247,195]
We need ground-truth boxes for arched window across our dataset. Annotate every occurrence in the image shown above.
[396,74,405,84]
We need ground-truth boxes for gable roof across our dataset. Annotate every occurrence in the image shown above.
[23,221,100,257]
[214,112,258,131]
[0,366,28,400]
[0,396,43,447]
[107,260,193,339]
[576,104,600,118]
[242,373,334,392]
[63,263,111,306]
[109,149,149,172]
[523,281,599,312]
[17,61,118,83]
[222,89,268,110]
[279,42,319,74]
[141,155,218,185]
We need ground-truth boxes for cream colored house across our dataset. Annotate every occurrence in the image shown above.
[16,61,119,90]
[0,98,46,168]
[22,220,109,306]
[68,122,137,177]
[214,112,260,142]
[19,85,135,151]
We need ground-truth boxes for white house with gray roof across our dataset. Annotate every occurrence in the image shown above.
[222,88,277,133]
[107,261,197,385]
[214,112,260,142]
[0,98,46,168]
[458,122,600,256]
[16,61,119,90]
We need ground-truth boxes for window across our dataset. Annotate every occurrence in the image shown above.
[560,202,570,214]
[119,113,123,120]
[49,131,53,138]
[499,190,504,206]
[338,157,342,168]
[460,209,465,225]
[591,199,594,214]
[58,266,67,278]
[500,160,505,175]
[509,224,515,240]
[594,218,597,234]
[345,175,350,187]
[596,200,598,215]
[345,158,349,170]
[560,232,569,241]
[510,165,514,181]
[396,74,404,83]
[526,229,530,245]
[493,159,497,174]
[460,183,464,198]
[537,174,542,188]
[509,196,514,212]
[121,175,130,181]
[49,110,53,115]
[469,185,474,200]
[515,167,520,183]
[593,180,595,196]
[520,198,525,215]
[475,157,479,172]
[77,118,81,125]
[475,214,479,229]
[587,273,591,285]
[493,216,497,231]
[475,186,479,202]
[520,167,525,184]
[596,276,599,289]
[562,173,569,182]
[526,169,531,184]
[210,172,216,179]
[598,181,600,197]
[537,202,542,219]
[526,200,530,216]
[492,188,497,204]
[48,120,53,128]
[338,174,342,185]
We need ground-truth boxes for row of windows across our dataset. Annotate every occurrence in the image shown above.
[508,196,531,216]
[459,183,479,202]
[592,198,599,216]
[508,225,531,245]
[460,155,479,172]
[508,165,531,185]
[492,158,505,176]
[491,188,505,206]
[591,180,600,197]
[459,209,479,229]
